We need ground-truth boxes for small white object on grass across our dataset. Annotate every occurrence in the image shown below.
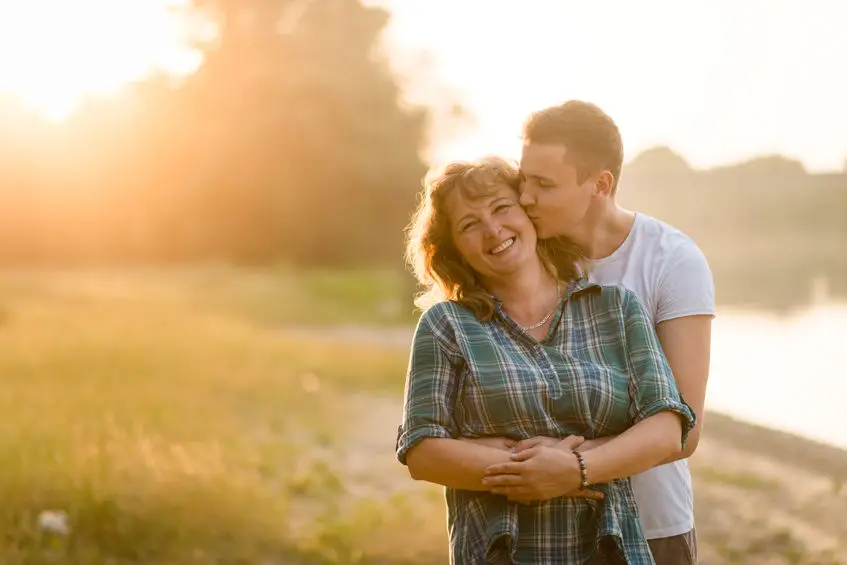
[37,510,70,535]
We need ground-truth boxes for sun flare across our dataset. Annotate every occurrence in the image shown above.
[0,0,201,120]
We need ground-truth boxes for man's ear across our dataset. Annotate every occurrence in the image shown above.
[593,171,615,198]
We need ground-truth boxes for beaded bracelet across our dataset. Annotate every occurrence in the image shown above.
[573,450,590,489]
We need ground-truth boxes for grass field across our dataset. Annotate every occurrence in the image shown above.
[0,266,440,565]
[1,267,845,564]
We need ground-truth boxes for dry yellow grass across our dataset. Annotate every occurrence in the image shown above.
[0,267,430,564]
[1,267,844,564]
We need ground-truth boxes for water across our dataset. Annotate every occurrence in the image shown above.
[309,301,847,451]
[708,302,847,450]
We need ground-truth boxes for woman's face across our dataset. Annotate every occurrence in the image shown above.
[445,183,538,282]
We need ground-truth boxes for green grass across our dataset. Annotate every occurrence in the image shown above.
[0,265,420,328]
[0,267,439,564]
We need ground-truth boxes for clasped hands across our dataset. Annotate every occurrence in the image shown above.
[465,435,604,504]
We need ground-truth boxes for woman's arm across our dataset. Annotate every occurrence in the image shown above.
[397,309,512,490]
[407,438,513,491]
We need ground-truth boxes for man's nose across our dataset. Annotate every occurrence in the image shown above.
[519,185,535,207]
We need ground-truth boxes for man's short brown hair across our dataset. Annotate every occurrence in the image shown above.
[522,100,624,192]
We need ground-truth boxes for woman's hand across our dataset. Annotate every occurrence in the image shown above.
[512,435,584,453]
[482,435,585,503]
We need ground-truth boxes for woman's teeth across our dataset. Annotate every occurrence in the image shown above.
[491,237,515,254]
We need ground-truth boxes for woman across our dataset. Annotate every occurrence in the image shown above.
[396,157,695,564]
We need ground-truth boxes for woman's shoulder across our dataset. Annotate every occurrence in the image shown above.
[418,300,480,328]
[574,281,631,303]
[595,284,637,302]
[414,301,484,358]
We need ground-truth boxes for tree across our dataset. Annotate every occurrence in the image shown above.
[173,0,428,264]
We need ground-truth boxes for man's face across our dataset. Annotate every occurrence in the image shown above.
[519,142,596,239]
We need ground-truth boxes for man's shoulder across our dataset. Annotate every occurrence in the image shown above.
[633,214,709,268]
[635,214,699,249]
[633,215,716,321]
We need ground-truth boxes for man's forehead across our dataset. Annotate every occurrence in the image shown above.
[520,143,568,171]
[521,143,568,162]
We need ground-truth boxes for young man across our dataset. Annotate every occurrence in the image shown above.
[485,100,714,564]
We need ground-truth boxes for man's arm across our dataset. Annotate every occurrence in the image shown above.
[655,314,712,461]
[573,316,711,460]
[652,239,715,461]
[521,313,712,463]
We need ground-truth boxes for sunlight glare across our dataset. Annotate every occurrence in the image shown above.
[0,0,201,120]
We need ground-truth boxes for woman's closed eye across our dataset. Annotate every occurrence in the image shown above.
[493,203,513,214]
[460,220,478,232]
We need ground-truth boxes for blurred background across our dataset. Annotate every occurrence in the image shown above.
[0,0,845,563]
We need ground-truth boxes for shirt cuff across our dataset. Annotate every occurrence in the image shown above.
[396,423,454,465]
[637,396,697,449]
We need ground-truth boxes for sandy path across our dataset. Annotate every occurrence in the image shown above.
[284,325,847,564]
[329,390,847,564]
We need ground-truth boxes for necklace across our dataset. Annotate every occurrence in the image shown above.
[518,283,561,331]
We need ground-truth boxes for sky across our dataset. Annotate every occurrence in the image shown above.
[0,0,844,172]
[0,0,199,119]
[372,0,847,173]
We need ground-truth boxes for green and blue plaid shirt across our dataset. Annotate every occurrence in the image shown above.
[396,279,695,565]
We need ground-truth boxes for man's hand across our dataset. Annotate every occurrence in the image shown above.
[458,436,516,451]
[482,436,584,503]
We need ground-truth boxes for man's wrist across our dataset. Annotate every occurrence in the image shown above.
[573,450,590,489]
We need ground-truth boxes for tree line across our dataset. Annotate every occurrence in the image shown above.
[0,0,844,308]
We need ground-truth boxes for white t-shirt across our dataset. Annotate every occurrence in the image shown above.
[587,213,716,539]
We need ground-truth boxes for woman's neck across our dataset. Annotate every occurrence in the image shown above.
[484,260,559,323]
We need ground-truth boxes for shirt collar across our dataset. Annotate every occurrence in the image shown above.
[564,277,600,299]
[488,277,600,305]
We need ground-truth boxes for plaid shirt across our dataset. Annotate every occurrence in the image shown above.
[396,279,695,565]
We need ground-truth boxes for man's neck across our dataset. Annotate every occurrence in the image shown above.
[571,202,636,260]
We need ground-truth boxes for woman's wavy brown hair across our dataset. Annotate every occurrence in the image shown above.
[405,156,586,321]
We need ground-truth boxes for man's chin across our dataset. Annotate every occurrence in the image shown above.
[533,224,553,240]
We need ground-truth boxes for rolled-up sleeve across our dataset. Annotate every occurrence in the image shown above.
[622,290,696,448]
[396,309,461,465]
